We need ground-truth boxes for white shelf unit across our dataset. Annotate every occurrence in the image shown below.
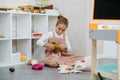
[0,12,11,38]
[31,14,58,59]
[0,40,11,67]
[31,14,48,59]
[31,14,48,35]
[0,11,58,67]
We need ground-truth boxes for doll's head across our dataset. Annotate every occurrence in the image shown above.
[55,15,69,35]
[52,41,60,54]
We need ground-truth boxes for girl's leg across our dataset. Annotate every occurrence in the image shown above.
[27,59,58,68]
[44,61,59,68]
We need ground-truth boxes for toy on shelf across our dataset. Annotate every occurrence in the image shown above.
[0,7,13,11]
[32,33,42,37]
[20,53,26,62]
[32,28,42,37]
[102,25,113,30]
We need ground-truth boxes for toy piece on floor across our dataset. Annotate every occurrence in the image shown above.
[52,41,60,54]
[58,65,82,74]
[9,67,15,72]
[58,65,72,70]
[32,63,44,70]
[71,69,82,73]
[58,65,72,73]
[74,60,86,70]
[31,59,38,65]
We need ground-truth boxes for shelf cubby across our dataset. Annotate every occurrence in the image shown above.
[12,13,31,39]
[0,40,11,67]
[0,10,59,67]
[31,14,48,36]
[0,12,11,38]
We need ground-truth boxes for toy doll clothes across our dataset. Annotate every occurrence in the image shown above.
[43,32,84,66]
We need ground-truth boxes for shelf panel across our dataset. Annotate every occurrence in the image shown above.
[0,38,11,40]
[12,38,30,40]
[31,37,41,39]
[89,30,118,41]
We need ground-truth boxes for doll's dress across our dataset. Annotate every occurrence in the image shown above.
[43,31,84,66]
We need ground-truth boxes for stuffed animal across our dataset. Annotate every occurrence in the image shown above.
[74,56,91,71]
[52,41,60,54]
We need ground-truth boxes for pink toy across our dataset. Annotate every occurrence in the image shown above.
[32,64,44,70]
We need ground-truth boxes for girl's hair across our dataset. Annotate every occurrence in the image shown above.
[56,15,69,28]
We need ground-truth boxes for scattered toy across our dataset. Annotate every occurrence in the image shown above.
[9,67,15,72]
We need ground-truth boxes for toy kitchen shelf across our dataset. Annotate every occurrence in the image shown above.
[0,10,59,67]
[89,30,120,80]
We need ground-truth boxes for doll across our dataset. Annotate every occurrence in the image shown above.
[52,41,60,54]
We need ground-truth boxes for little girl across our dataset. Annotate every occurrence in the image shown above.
[27,15,90,69]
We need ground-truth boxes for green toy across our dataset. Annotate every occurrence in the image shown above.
[52,41,60,54]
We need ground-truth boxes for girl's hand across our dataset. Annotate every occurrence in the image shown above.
[44,43,55,51]
[58,44,67,52]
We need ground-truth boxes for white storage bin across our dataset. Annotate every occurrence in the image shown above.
[11,52,20,64]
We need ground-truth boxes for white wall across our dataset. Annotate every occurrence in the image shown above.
[0,0,32,7]
[0,0,93,56]
[63,0,89,56]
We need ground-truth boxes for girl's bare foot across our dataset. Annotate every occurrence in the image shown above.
[37,59,43,63]
[27,59,32,65]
